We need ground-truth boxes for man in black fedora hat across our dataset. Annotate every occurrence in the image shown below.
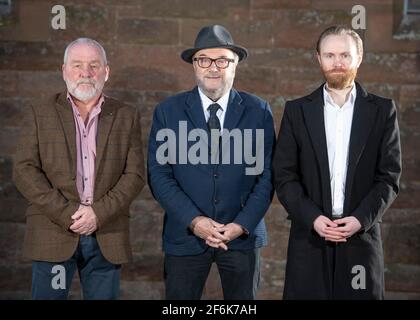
[148,25,275,299]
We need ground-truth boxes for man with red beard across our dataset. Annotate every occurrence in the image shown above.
[272,26,401,299]
[13,38,145,299]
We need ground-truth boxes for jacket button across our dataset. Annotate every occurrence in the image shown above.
[214,199,219,204]
[213,173,218,178]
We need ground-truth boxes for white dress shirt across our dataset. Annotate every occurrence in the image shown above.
[323,83,356,217]
[198,87,230,131]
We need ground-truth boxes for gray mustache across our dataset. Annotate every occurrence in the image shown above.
[77,80,96,86]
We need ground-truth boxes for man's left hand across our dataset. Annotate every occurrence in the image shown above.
[326,216,362,240]
[70,205,99,235]
[206,223,244,249]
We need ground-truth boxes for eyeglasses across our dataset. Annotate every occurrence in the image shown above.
[193,57,235,69]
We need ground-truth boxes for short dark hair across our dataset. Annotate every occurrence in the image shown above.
[316,25,363,57]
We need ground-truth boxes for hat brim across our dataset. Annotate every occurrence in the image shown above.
[181,45,248,64]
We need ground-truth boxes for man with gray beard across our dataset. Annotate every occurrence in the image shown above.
[13,38,145,299]
[148,25,275,300]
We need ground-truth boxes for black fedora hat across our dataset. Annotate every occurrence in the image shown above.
[181,25,248,63]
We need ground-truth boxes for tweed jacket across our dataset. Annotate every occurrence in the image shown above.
[13,92,145,264]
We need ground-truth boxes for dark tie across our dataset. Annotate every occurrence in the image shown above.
[207,103,221,131]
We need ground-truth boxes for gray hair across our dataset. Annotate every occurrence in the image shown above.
[63,37,108,65]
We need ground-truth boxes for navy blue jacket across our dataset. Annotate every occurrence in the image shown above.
[148,87,275,256]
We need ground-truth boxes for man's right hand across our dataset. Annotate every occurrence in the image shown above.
[190,216,229,250]
[69,205,98,235]
[313,215,347,242]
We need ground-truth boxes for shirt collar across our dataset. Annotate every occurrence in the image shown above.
[323,82,356,108]
[67,92,105,115]
[197,87,230,113]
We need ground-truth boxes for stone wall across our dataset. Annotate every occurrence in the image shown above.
[0,0,419,299]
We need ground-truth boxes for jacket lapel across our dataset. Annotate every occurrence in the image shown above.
[184,88,245,167]
[95,97,117,178]
[222,89,245,132]
[220,89,245,152]
[343,83,378,213]
[302,84,333,215]
[55,92,77,177]
[54,92,117,187]
[184,87,209,146]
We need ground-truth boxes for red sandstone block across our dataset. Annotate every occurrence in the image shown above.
[253,0,311,10]
[117,18,179,45]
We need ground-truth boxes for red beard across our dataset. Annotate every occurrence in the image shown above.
[322,67,358,89]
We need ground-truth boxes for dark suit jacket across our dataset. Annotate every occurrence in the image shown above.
[13,92,145,264]
[148,87,275,256]
[273,82,401,299]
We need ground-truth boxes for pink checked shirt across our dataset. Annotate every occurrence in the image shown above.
[67,93,104,206]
